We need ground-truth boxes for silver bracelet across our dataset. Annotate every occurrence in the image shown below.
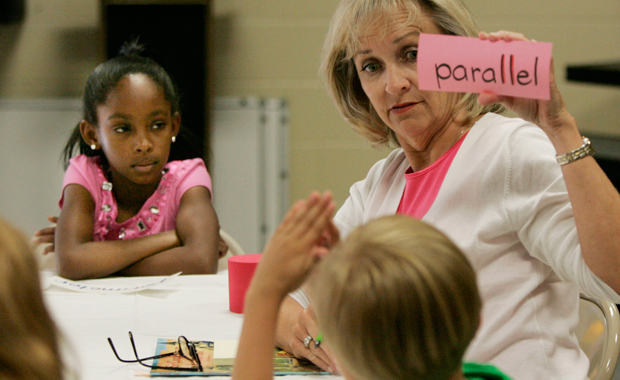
[556,136,595,166]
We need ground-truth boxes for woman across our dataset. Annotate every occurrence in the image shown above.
[274,0,620,379]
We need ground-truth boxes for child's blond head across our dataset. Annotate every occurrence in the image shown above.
[311,215,481,380]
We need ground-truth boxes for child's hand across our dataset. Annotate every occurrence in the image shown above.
[218,235,229,258]
[33,216,58,255]
[251,191,337,298]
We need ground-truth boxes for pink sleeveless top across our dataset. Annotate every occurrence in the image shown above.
[59,155,212,241]
[397,133,467,218]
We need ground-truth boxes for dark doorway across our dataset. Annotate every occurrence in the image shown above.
[103,2,210,161]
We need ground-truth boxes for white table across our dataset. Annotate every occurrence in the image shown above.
[41,271,340,380]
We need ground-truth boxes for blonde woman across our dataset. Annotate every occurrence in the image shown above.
[275,1,620,379]
[0,217,65,380]
[234,206,511,380]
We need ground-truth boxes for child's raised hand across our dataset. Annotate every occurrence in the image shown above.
[251,191,337,298]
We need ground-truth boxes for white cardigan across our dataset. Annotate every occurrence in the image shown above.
[332,113,620,380]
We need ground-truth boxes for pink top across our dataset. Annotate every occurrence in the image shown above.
[397,133,467,218]
[59,155,212,241]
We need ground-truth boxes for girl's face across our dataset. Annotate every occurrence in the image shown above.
[87,73,180,187]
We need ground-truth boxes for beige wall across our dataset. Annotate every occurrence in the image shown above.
[0,0,102,97]
[470,0,620,138]
[1,0,620,210]
[210,0,390,208]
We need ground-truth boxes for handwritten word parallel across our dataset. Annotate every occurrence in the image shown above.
[435,55,538,89]
[418,34,552,100]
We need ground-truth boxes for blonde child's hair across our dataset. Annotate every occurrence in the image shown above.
[311,215,481,380]
[0,217,64,380]
[320,0,503,147]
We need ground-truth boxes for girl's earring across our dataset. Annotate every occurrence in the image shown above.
[171,136,176,143]
[90,144,97,150]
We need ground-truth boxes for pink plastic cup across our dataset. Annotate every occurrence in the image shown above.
[228,254,262,313]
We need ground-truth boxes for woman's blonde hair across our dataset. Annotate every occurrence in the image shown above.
[0,217,64,380]
[320,0,503,147]
[311,215,481,380]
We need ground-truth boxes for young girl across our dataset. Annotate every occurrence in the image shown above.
[0,217,66,380]
[52,42,221,280]
[233,196,511,380]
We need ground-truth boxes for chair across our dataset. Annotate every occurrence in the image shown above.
[218,229,246,272]
[576,293,620,380]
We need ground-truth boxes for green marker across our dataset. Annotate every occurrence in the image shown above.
[314,333,323,348]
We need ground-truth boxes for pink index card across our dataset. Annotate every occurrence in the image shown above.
[418,34,553,100]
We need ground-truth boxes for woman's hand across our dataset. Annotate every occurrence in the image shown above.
[289,305,337,373]
[477,31,577,139]
[33,215,58,255]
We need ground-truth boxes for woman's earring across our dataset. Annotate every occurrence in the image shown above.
[171,136,176,143]
[90,144,97,150]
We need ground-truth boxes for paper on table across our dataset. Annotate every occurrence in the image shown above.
[418,33,553,100]
[213,340,239,366]
[48,272,181,293]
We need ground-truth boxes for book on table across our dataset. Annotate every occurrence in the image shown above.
[149,338,329,377]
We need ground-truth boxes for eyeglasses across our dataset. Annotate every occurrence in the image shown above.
[108,331,203,372]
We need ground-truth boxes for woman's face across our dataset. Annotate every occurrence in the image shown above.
[353,9,460,150]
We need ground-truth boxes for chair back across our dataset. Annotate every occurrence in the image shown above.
[218,229,246,272]
[577,294,620,380]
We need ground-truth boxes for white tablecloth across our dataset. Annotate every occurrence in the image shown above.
[41,271,340,380]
